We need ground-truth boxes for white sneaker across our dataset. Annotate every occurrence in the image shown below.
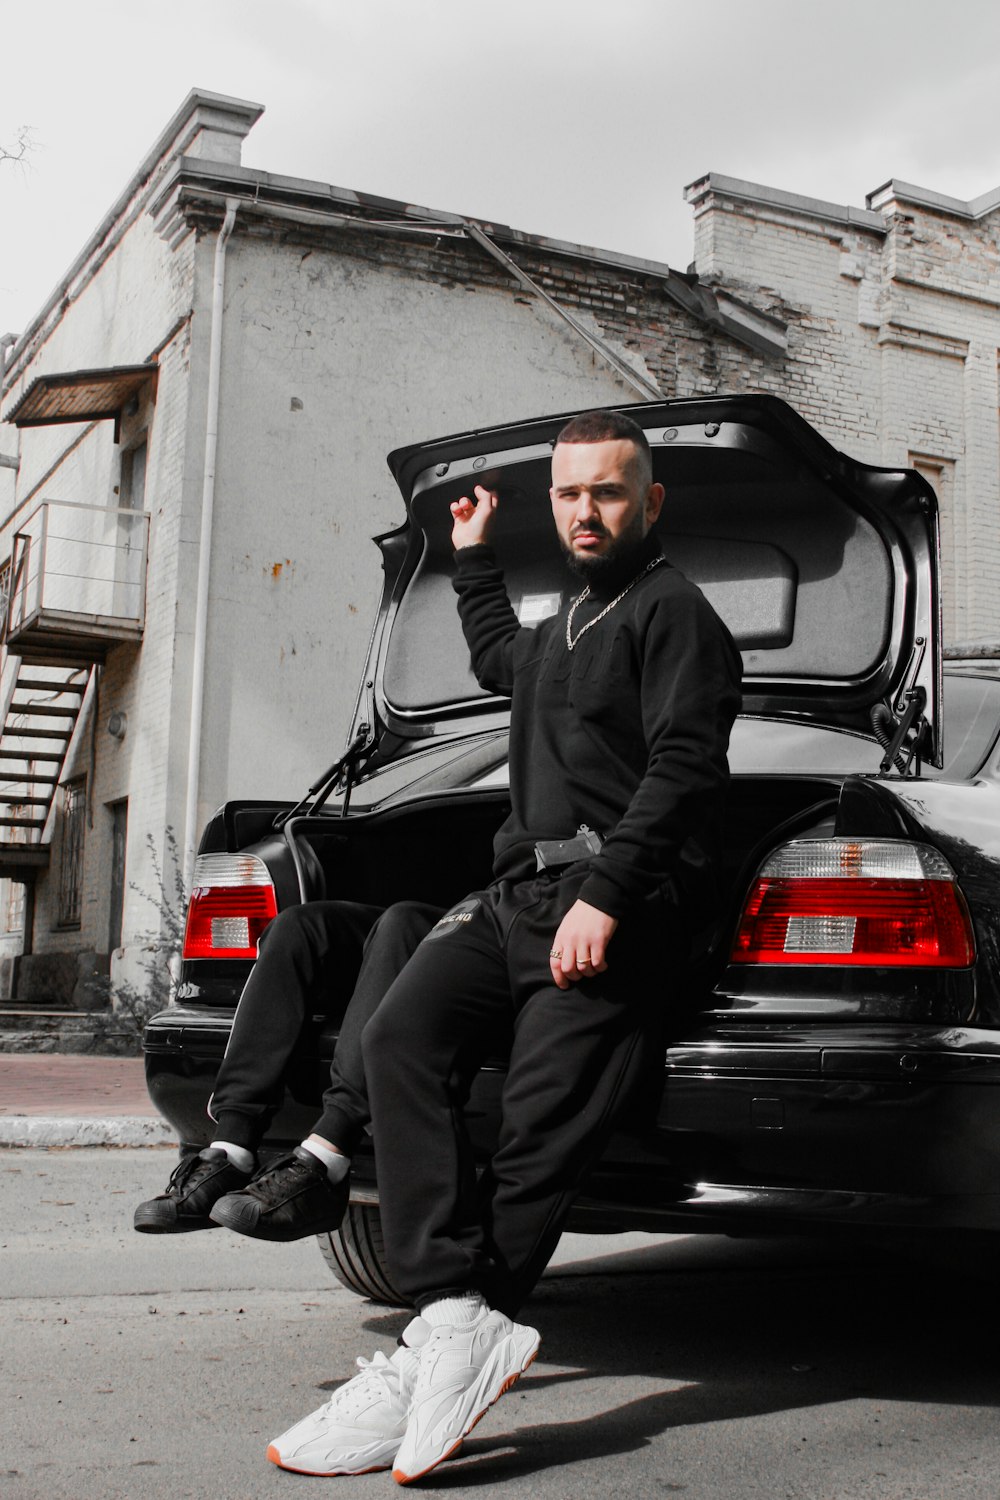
[392,1308,540,1484]
[267,1318,428,1476]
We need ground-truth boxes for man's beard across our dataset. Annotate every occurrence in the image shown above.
[560,511,647,585]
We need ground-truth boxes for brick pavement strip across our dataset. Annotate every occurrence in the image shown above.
[0,1055,176,1148]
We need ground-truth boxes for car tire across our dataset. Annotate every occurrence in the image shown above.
[315,1204,411,1307]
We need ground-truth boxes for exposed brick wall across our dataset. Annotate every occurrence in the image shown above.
[222,205,771,404]
[688,183,1000,644]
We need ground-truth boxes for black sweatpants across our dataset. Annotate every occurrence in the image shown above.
[363,867,681,1317]
[208,900,442,1154]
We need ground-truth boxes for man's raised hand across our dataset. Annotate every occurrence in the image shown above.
[450,484,498,550]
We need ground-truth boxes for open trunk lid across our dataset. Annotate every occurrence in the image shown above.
[353,394,940,779]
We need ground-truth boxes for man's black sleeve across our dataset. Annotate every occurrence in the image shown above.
[451,544,521,696]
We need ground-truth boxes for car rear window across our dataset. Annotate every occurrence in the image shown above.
[732,674,1000,779]
[344,674,1000,808]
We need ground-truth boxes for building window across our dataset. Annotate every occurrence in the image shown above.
[119,438,147,511]
[108,799,128,952]
[1,878,25,935]
[5,880,25,933]
[0,554,11,635]
[57,780,86,928]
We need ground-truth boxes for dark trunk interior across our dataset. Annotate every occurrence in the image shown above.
[284,772,843,976]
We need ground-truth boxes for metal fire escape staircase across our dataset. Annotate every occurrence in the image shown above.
[0,660,92,857]
[0,497,149,867]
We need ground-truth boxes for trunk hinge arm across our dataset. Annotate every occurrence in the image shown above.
[273,722,373,829]
[875,686,927,776]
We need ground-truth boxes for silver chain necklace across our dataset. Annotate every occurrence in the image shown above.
[565,556,664,652]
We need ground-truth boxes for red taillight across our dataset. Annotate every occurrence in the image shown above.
[731,839,975,967]
[183,854,278,960]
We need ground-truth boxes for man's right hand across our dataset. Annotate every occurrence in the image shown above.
[450,484,498,550]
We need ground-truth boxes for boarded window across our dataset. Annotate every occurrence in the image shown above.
[6,881,25,933]
[120,439,147,511]
[108,799,127,952]
[58,781,86,928]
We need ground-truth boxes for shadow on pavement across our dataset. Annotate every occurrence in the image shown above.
[355,1231,1000,1487]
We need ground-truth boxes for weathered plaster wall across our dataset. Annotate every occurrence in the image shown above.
[193,224,687,821]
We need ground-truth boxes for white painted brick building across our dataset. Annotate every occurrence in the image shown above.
[0,92,777,1011]
[2,95,998,1019]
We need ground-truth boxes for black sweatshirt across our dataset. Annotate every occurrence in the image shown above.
[452,535,743,922]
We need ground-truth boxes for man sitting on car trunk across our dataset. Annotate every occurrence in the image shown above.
[262,409,743,1484]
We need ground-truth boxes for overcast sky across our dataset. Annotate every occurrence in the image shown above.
[3,0,1000,337]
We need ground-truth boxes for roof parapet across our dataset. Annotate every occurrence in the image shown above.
[149,157,788,359]
[2,90,264,385]
[685,173,886,234]
[867,179,1000,221]
[689,169,1000,234]
[164,89,263,165]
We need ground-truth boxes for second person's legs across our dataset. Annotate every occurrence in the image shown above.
[210,900,446,1242]
[208,899,384,1152]
[135,899,382,1233]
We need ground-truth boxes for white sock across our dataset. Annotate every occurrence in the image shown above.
[208,1140,255,1173]
[300,1135,351,1183]
[420,1293,488,1328]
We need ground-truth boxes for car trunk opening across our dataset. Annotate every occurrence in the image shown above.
[372,396,939,766]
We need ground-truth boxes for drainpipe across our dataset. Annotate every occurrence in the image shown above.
[0,335,20,482]
[182,198,239,891]
[0,331,17,390]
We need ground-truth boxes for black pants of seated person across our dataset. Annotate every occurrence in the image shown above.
[364,868,683,1319]
[208,899,444,1155]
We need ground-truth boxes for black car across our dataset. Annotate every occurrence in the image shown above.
[144,394,1000,1306]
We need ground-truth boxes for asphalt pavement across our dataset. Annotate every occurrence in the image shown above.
[6,1149,1000,1500]
[5,1059,1000,1497]
[0,1052,175,1148]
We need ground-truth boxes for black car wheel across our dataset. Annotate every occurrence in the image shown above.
[316,1204,410,1307]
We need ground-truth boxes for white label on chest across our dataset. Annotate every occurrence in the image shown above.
[517,592,562,626]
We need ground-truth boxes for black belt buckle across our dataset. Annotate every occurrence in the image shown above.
[534,824,603,873]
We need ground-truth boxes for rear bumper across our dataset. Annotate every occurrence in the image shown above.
[143,1008,1000,1235]
[144,1006,327,1149]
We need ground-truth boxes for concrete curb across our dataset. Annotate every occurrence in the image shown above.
[0,1116,178,1149]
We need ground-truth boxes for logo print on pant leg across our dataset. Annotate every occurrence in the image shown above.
[424,898,482,941]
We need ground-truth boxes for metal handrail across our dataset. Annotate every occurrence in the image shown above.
[3,501,150,636]
[1,536,29,644]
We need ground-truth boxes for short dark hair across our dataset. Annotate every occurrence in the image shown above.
[555,409,652,486]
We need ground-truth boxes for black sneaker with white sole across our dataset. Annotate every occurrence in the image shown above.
[133,1148,253,1233]
[210,1146,349,1242]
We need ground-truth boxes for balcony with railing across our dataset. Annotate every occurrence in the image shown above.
[2,501,150,665]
